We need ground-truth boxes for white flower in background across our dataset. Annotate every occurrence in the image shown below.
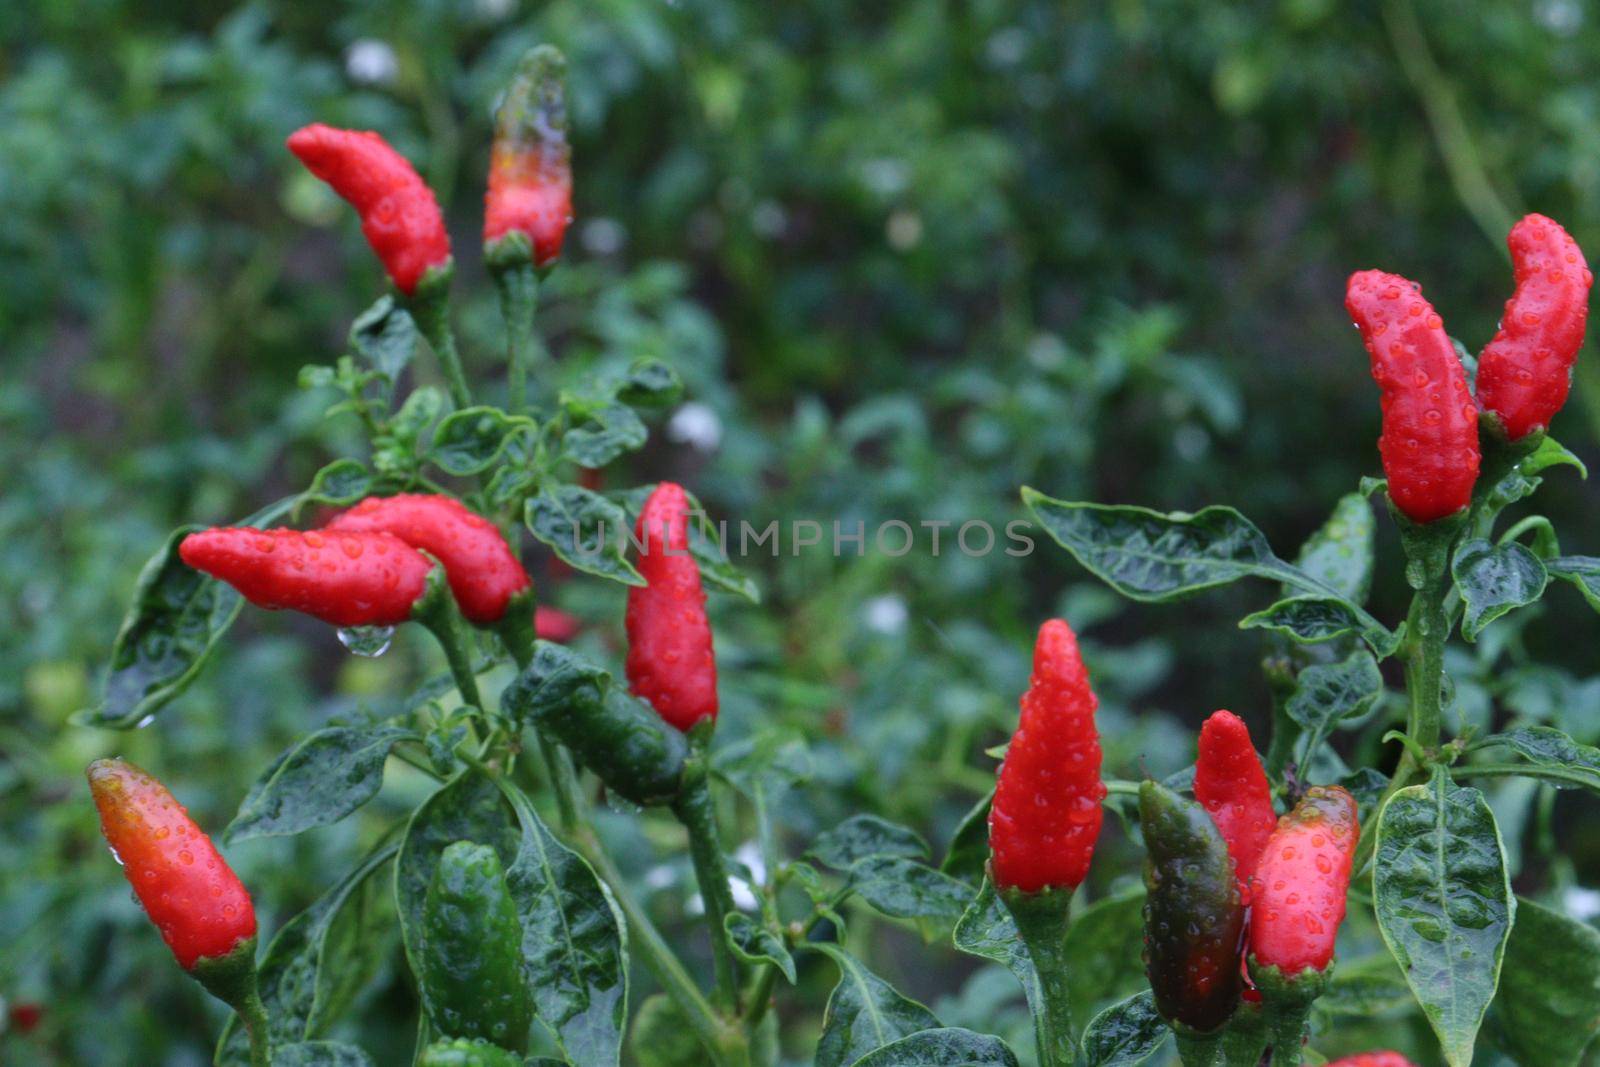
[730,841,765,910]
[643,864,678,891]
[1564,885,1600,922]
[345,39,398,86]
[863,594,909,635]
[580,217,626,256]
[669,402,723,453]
[887,210,923,251]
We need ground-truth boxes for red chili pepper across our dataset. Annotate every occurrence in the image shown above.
[1194,710,1276,895]
[1323,1055,1419,1067]
[1249,785,1359,975]
[87,759,256,970]
[179,527,434,628]
[287,124,452,295]
[7,1002,42,1033]
[535,605,581,642]
[1476,213,1593,440]
[484,46,572,267]
[324,494,531,625]
[626,482,718,732]
[1345,271,1481,522]
[988,619,1105,893]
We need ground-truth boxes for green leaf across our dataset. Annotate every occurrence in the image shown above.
[1285,651,1383,770]
[1452,539,1548,640]
[1022,493,1285,600]
[78,526,242,728]
[616,357,684,409]
[940,791,993,886]
[430,406,531,476]
[1080,990,1166,1067]
[1521,435,1588,479]
[848,1027,1019,1066]
[226,724,418,842]
[810,941,940,1067]
[1546,556,1600,614]
[499,781,628,1066]
[686,506,760,603]
[1025,491,1394,655]
[1291,492,1376,605]
[1313,953,1415,1021]
[301,459,375,509]
[74,495,302,729]
[724,913,796,983]
[1373,767,1515,1067]
[1473,725,1600,792]
[809,814,929,870]
[218,844,397,1062]
[272,1042,375,1067]
[1240,595,1400,657]
[561,401,647,467]
[1486,896,1600,1067]
[392,386,446,441]
[525,484,645,586]
[847,856,971,923]
[952,879,1039,1016]
[1063,889,1147,1038]
[348,294,419,393]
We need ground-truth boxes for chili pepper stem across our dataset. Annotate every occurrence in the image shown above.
[1352,515,1455,873]
[413,572,485,712]
[489,244,541,412]
[673,724,742,1016]
[191,939,270,1067]
[498,598,584,832]
[1249,959,1327,1067]
[1172,1024,1225,1067]
[998,885,1076,1067]
[407,268,472,410]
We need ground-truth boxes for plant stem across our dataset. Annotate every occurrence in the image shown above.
[408,277,472,409]
[577,824,748,1067]
[1001,887,1075,1067]
[418,593,484,711]
[492,259,540,411]
[237,986,271,1067]
[500,611,584,832]
[674,732,742,1015]
[1353,543,1452,872]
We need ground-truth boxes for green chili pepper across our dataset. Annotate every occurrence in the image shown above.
[1140,780,1245,1037]
[501,641,689,806]
[419,842,534,1053]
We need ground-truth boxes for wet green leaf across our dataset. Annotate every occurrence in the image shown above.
[1080,990,1165,1067]
[1240,595,1399,657]
[940,790,993,886]
[1285,650,1383,769]
[724,913,795,983]
[1063,889,1147,1037]
[1291,492,1375,606]
[848,856,970,923]
[808,814,929,870]
[849,1027,1019,1066]
[430,406,532,476]
[1452,539,1547,640]
[1486,896,1600,1067]
[1373,767,1514,1067]
[226,723,418,841]
[809,941,939,1067]
[524,484,644,586]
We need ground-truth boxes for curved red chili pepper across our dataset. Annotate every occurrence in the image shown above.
[87,758,256,970]
[1346,270,1480,522]
[324,494,531,625]
[484,46,572,267]
[287,124,452,295]
[1476,213,1592,440]
[1249,785,1359,975]
[625,483,718,732]
[179,527,433,628]
[1194,709,1277,896]
[988,618,1105,893]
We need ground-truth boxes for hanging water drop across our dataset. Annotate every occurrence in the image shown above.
[337,624,395,657]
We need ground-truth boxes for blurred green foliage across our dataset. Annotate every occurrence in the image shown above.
[7,0,1600,1064]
